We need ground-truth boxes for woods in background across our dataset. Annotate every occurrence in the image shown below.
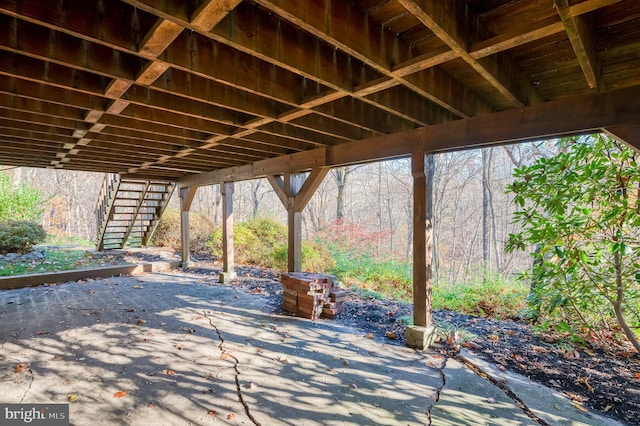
[2,141,557,284]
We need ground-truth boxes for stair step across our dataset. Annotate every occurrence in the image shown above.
[97,178,175,251]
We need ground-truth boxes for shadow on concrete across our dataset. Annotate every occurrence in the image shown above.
[0,272,438,425]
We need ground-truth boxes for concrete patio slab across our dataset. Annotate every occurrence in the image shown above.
[0,270,628,426]
[0,272,440,425]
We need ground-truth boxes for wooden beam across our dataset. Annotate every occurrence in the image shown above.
[294,168,330,212]
[267,168,327,271]
[604,125,640,152]
[179,85,640,188]
[555,0,602,91]
[397,0,540,108]
[266,175,288,207]
[253,0,486,118]
[190,0,243,32]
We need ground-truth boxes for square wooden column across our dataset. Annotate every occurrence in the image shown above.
[268,168,329,272]
[179,186,197,270]
[286,173,305,272]
[220,182,237,282]
[407,152,437,349]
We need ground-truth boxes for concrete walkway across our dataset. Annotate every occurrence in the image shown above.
[0,271,628,425]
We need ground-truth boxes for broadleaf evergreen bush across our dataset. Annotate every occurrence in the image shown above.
[0,220,47,254]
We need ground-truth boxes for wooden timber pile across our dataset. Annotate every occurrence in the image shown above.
[281,272,347,320]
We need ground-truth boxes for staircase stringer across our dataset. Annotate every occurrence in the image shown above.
[96,173,122,251]
[142,182,176,247]
[120,181,151,248]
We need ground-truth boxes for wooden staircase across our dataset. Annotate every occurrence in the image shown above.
[95,173,175,250]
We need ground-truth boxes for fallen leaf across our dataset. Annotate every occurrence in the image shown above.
[68,395,77,403]
[136,319,146,325]
[220,352,230,360]
[227,413,236,420]
[208,410,216,417]
[635,372,640,380]
[147,403,154,409]
[565,350,580,359]
[133,285,141,289]
[462,341,482,350]
[571,401,589,412]
[385,331,397,340]
[532,346,549,353]
[15,363,28,373]
[575,376,594,393]
[166,370,175,376]
[175,344,183,350]
[35,330,48,335]
[366,333,374,339]
[113,391,127,398]
[487,334,500,341]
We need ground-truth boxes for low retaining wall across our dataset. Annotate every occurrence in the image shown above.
[0,260,182,290]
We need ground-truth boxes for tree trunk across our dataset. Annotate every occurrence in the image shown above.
[482,148,491,272]
[613,251,640,352]
[333,167,348,220]
[251,180,263,218]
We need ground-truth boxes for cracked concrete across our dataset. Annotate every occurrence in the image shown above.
[203,310,261,425]
[0,270,629,426]
[430,350,627,426]
[0,272,439,425]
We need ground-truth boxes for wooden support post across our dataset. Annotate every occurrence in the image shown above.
[220,182,237,283]
[268,168,329,272]
[179,186,197,270]
[406,152,437,350]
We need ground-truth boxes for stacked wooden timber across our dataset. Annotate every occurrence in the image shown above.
[281,272,347,320]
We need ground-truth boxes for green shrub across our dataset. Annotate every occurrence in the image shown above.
[209,217,334,271]
[432,271,528,319]
[152,208,214,254]
[209,218,285,265]
[0,221,47,254]
[272,240,335,272]
[0,173,44,222]
[327,245,413,301]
